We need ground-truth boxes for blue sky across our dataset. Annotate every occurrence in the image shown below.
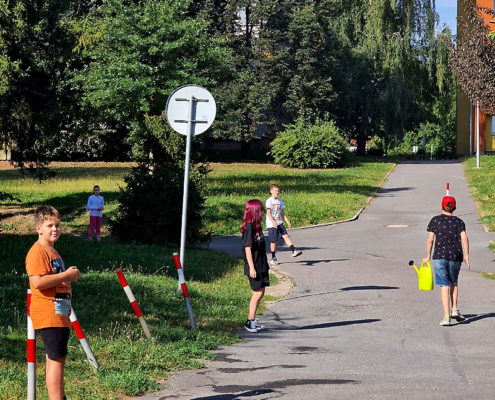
[436,0,457,34]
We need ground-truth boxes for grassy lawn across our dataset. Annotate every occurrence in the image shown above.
[464,155,495,252]
[205,159,395,236]
[0,158,394,399]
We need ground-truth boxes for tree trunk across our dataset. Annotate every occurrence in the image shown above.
[241,141,254,160]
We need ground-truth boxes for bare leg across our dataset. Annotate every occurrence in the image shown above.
[45,355,66,400]
[451,283,459,310]
[270,241,277,254]
[440,286,450,318]
[281,234,293,247]
[248,288,265,320]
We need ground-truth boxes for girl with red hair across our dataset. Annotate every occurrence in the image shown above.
[241,199,270,332]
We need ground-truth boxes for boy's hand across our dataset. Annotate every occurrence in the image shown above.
[422,257,430,264]
[464,257,470,271]
[65,266,81,282]
[249,267,257,279]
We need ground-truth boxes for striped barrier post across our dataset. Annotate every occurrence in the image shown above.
[115,269,152,339]
[173,252,197,330]
[446,183,449,196]
[70,307,99,369]
[27,289,36,400]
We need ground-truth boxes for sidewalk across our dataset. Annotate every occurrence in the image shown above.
[134,160,495,400]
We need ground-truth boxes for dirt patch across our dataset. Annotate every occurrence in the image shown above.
[266,267,294,305]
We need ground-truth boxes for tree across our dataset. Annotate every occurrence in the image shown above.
[0,0,84,180]
[451,0,495,114]
[73,0,229,244]
[328,0,438,155]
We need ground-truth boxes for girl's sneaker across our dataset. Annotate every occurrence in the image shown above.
[255,318,266,331]
[244,320,258,333]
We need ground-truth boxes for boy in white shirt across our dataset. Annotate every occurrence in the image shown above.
[266,184,302,265]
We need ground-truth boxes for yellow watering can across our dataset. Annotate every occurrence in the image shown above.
[409,260,434,291]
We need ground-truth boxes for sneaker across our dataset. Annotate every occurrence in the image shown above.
[270,257,280,265]
[291,249,302,257]
[439,316,450,326]
[451,309,466,322]
[244,320,257,333]
[255,318,266,331]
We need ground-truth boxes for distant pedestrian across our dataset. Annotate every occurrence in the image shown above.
[241,199,269,333]
[266,184,302,265]
[423,196,470,326]
[87,185,104,241]
[26,206,81,400]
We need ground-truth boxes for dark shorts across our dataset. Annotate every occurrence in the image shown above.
[268,224,288,242]
[38,327,70,360]
[249,271,270,290]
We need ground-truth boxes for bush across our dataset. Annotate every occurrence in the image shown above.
[109,114,210,245]
[270,118,347,168]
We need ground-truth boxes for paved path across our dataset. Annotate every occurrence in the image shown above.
[135,161,495,400]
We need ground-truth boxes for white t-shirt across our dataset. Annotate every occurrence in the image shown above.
[266,197,285,228]
[87,195,104,217]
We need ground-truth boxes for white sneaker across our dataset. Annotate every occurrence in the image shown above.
[439,316,450,326]
[292,249,302,257]
[451,309,466,321]
[244,320,257,333]
[255,318,266,331]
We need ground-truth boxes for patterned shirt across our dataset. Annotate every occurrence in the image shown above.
[427,214,466,262]
[266,197,285,228]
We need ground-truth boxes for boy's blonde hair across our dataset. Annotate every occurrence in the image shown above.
[34,206,61,227]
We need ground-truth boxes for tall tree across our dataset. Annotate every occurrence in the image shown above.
[451,0,495,114]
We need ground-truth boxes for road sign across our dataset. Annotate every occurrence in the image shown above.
[165,85,216,273]
[166,85,216,136]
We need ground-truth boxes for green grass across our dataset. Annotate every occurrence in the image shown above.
[205,158,395,236]
[464,155,495,253]
[0,158,395,399]
[464,156,495,231]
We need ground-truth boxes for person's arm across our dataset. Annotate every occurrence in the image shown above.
[282,210,291,228]
[461,231,470,270]
[423,232,434,263]
[87,197,92,211]
[97,197,104,211]
[29,267,81,290]
[245,246,256,278]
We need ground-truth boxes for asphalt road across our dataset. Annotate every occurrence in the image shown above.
[134,160,495,400]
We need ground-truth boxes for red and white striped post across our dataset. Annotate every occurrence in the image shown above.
[446,183,450,196]
[115,269,152,339]
[173,252,197,330]
[27,289,36,400]
[70,307,99,369]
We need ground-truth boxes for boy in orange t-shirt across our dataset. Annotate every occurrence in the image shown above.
[26,206,81,400]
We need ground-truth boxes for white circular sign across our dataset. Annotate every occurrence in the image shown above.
[165,85,216,136]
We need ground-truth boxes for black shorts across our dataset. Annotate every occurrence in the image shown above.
[38,327,70,360]
[268,224,288,242]
[249,271,270,290]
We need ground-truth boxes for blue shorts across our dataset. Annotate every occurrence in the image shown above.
[268,224,288,242]
[433,259,461,287]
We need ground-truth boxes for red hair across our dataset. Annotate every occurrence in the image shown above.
[240,199,264,234]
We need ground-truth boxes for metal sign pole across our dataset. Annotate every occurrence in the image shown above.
[469,100,473,156]
[179,95,195,270]
[476,101,480,168]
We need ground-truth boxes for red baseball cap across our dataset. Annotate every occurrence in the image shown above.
[441,196,456,208]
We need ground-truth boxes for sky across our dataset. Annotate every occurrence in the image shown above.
[436,0,457,35]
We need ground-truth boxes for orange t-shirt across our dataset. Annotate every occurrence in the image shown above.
[26,242,72,329]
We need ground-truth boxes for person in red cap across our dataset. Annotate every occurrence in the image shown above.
[423,196,470,326]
